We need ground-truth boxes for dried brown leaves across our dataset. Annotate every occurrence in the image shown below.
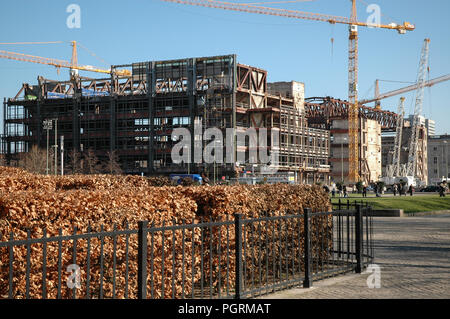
[0,167,331,299]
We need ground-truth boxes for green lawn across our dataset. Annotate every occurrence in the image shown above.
[331,194,450,214]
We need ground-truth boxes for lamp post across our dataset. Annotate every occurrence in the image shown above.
[444,140,448,182]
[54,118,58,176]
[213,139,217,184]
[187,144,190,175]
[43,119,53,175]
[60,135,64,176]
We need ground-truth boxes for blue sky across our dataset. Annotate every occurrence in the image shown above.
[1,0,449,134]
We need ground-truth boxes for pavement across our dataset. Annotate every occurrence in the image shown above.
[259,214,450,299]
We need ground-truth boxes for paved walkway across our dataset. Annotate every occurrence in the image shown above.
[259,214,450,299]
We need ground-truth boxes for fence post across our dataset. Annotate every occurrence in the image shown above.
[355,204,363,273]
[303,208,312,288]
[234,214,243,299]
[138,221,148,299]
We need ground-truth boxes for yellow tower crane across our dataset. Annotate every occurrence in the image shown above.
[160,0,415,182]
[0,41,131,77]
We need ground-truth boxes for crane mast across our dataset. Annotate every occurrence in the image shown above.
[381,96,405,185]
[406,38,430,178]
[374,79,381,109]
[392,97,405,177]
[348,0,359,182]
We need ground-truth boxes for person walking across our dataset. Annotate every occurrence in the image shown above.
[393,184,398,197]
[439,183,444,197]
[201,172,210,185]
[408,185,414,197]
[362,186,367,198]
[439,182,447,197]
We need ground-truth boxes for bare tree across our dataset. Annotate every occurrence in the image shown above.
[83,148,103,175]
[18,145,55,174]
[0,154,7,167]
[68,148,83,175]
[106,150,123,175]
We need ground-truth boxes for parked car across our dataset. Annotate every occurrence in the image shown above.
[169,174,203,185]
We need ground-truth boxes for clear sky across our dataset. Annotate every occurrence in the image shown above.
[1,0,449,134]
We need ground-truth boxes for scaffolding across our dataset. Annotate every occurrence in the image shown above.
[3,54,330,180]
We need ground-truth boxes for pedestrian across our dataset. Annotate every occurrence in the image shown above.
[401,184,406,196]
[362,186,367,198]
[201,172,210,185]
[439,184,444,197]
[439,182,447,197]
[408,185,414,197]
[331,187,336,198]
[343,187,348,198]
[393,184,398,197]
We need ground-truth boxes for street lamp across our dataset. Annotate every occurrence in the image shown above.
[186,144,190,175]
[53,118,58,176]
[444,140,448,182]
[43,119,53,175]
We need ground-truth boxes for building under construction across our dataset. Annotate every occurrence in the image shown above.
[305,97,398,184]
[2,54,331,182]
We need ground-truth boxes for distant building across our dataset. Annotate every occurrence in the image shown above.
[427,135,450,185]
[407,115,435,137]
[330,118,382,185]
[425,119,436,137]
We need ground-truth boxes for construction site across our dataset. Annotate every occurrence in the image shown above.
[1,52,403,185]
[1,0,449,187]
[1,55,331,181]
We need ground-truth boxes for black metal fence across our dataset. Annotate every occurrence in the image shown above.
[0,205,374,299]
[332,199,372,210]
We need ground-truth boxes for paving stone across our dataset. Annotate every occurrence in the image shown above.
[259,215,450,299]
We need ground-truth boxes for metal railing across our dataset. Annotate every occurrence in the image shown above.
[332,199,371,210]
[0,205,373,299]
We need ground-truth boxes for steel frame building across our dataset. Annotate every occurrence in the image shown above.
[304,97,398,184]
[3,54,330,181]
